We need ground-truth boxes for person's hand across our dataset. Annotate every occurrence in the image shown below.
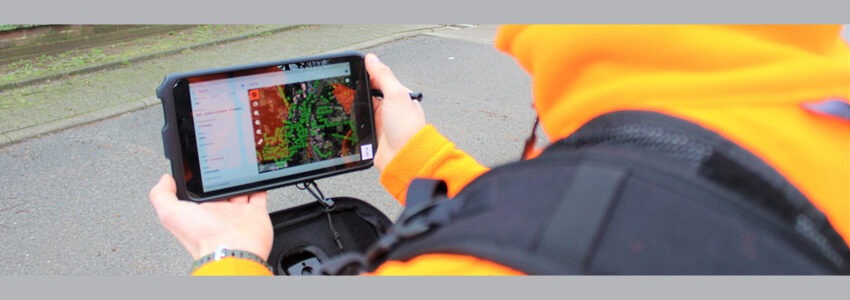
[366,53,427,171]
[149,174,273,261]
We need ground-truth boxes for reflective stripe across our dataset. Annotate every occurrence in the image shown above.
[803,99,850,122]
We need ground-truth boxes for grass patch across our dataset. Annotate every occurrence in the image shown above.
[0,25,289,85]
[0,24,41,32]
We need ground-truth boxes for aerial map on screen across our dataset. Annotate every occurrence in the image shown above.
[248,79,357,173]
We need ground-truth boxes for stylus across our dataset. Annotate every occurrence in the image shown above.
[370,90,423,102]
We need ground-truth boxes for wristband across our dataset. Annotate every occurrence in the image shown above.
[192,246,273,273]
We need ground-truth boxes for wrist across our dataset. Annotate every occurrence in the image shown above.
[192,245,273,273]
[196,236,271,261]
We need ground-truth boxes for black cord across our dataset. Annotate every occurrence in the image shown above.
[296,181,325,202]
[521,117,540,160]
[326,213,344,251]
[296,181,344,251]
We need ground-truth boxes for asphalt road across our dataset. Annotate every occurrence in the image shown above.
[0,25,534,275]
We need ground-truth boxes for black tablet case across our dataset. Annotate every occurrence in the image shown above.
[267,197,392,275]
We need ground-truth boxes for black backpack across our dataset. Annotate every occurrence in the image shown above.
[274,111,850,275]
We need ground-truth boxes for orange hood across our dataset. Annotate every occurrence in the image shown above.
[495,24,850,140]
[494,24,850,244]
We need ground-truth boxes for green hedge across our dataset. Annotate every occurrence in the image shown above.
[0,25,42,32]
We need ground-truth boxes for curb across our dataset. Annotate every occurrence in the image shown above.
[0,25,446,148]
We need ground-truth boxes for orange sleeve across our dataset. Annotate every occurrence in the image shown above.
[380,125,490,205]
[187,253,523,276]
[190,257,274,276]
[369,254,524,276]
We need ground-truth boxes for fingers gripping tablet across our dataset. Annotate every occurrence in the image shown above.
[157,51,377,202]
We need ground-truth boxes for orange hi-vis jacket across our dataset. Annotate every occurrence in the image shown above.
[192,25,850,276]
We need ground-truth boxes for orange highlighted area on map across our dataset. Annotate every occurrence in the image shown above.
[248,78,357,173]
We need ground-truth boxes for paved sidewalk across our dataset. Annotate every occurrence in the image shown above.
[0,23,522,275]
[0,24,455,147]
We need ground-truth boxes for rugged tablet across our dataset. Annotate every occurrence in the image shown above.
[157,51,375,202]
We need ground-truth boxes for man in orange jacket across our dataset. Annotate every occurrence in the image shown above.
[150,25,850,275]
